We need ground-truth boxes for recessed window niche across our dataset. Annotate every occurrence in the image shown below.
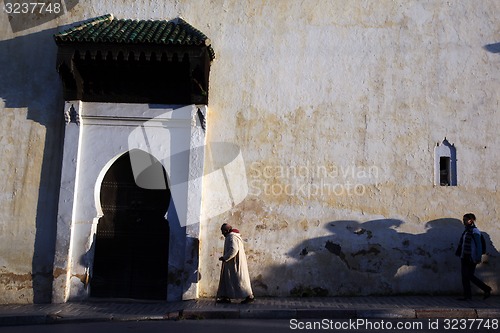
[434,138,457,186]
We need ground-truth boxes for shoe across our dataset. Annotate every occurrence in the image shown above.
[241,296,255,304]
[216,297,231,304]
[484,287,492,300]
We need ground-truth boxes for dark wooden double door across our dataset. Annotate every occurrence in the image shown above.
[90,151,170,300]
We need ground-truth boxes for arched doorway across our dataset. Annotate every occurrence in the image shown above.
[90,150,170,300]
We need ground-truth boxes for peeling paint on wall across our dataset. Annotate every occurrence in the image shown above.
[0,270,33,303]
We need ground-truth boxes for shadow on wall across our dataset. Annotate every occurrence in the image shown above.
[0,25,76,302]
[484,42,500,53]
[254,218,498,297]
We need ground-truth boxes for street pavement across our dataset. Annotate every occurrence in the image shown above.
[0,295,499,326]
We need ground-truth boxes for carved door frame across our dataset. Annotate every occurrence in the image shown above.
[52,102,206,303]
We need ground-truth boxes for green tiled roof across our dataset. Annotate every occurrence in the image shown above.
[55,14,215,60]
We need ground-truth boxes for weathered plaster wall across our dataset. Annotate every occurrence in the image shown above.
[0,5,66,303]
[197,0,500,297]
[0,0,499,303]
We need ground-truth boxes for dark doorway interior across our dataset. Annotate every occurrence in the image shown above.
[90,150,170,300]
[439,156,451,186]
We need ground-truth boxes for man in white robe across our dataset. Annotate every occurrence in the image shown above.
[217,223,255,304]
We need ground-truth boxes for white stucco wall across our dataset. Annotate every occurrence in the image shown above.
[0,1,499,303]
[200,0,500,297]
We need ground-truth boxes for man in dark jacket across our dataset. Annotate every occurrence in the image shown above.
[456,213,492,300]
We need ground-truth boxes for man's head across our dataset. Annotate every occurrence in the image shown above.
[463,213,476,226]
[221,223,232,237]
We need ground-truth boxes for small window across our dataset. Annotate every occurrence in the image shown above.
[439,156,451,186]
[434,138,457,186]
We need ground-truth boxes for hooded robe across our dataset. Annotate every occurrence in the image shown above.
[217,230,253,299]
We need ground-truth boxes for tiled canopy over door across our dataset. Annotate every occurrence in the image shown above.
[52,15,214,302]
[54,14,215,104]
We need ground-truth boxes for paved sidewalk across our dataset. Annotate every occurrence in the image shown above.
[0,296,499,326]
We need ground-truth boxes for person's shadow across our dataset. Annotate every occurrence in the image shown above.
[393,218,499,294]
[254,218,498,297]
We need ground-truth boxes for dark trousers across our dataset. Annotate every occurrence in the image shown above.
[461,258,490,298]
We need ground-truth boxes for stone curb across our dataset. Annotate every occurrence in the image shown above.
[179,308,499,320]
[416,309,478,319]
[2,306,500,326]
[182,308,239,320]
[476,309,500,318]
[182,308,364,320]
[356,309,416,319]
[240,309,297,319]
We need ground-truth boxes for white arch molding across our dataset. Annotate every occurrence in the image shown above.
[52,101,206,303]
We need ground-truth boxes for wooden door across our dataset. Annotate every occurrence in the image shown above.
[90,151,170,300]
